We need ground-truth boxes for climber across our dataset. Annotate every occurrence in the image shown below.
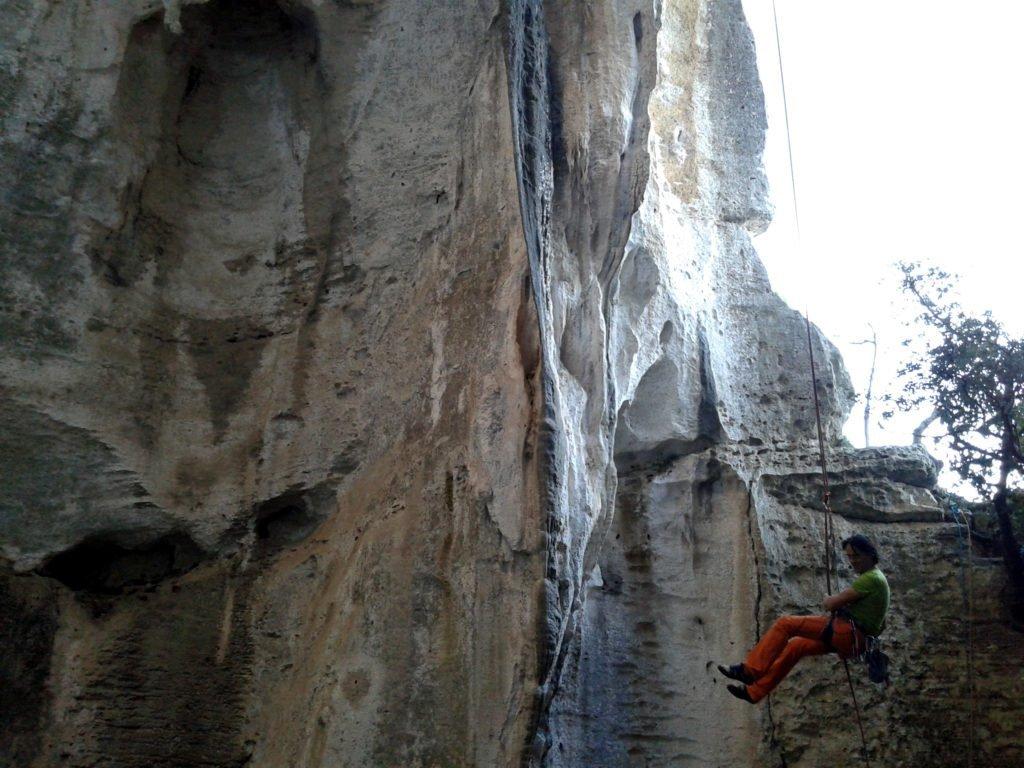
[717,534,890,703]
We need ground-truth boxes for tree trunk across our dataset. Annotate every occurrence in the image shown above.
[912,410,938,446]
[863,325,877,447]
[995,454,1024,623]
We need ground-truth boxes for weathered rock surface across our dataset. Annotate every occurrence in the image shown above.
[1,1,1020,767]
[4,1,544,765]
[545,429,1022,767]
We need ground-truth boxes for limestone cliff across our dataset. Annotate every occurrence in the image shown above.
[4,2,543,764]
[0,1,1019,767]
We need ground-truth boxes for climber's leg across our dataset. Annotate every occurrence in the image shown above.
[742,615,829,680]
[746,636,829,703]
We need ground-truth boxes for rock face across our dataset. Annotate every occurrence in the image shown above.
[4,1,544,765]
[1,1,1020,767]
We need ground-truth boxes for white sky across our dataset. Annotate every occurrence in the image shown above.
[742,1,1024,479]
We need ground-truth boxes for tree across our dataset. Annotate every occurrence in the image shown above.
[851,324,878,447]
[886,262,1024,622]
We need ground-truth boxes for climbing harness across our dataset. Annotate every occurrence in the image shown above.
[821,608,889,685]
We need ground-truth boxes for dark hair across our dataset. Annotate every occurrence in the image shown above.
[842,534,879,565]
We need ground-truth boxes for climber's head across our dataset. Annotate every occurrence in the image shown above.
[841,534,878,573]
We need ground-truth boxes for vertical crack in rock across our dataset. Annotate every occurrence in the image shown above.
[505,2,665,762]
[744,488,764,640]
[596,8,657,291]
[503,3,561,762]
[6,1,1023,765]
[743,484,786,765]
[696,321,726,445]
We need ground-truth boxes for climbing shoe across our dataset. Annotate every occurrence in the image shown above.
[717,663,754,684]
[726,684,753,703]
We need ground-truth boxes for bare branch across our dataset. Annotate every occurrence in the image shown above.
[912,410,938,446]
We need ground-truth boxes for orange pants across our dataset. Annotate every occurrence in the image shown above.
[742,615,862,702]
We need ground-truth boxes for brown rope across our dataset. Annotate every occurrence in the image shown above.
[776,6,872,762]
[842,657,871,763]
[805,312,872,768]
[805,312,838,592]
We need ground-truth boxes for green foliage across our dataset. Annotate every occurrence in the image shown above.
[1010,490,1024,541]
[887,261,1024,622]
[885,262,1024,496]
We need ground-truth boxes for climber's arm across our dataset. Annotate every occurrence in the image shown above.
[822,587,862,613]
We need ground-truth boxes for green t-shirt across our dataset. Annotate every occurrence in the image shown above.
[847,567,890,636]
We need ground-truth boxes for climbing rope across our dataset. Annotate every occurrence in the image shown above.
[774,3,873,763]
[806,314,872,768]
[805,314,837,591]
[771,0,802,240]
